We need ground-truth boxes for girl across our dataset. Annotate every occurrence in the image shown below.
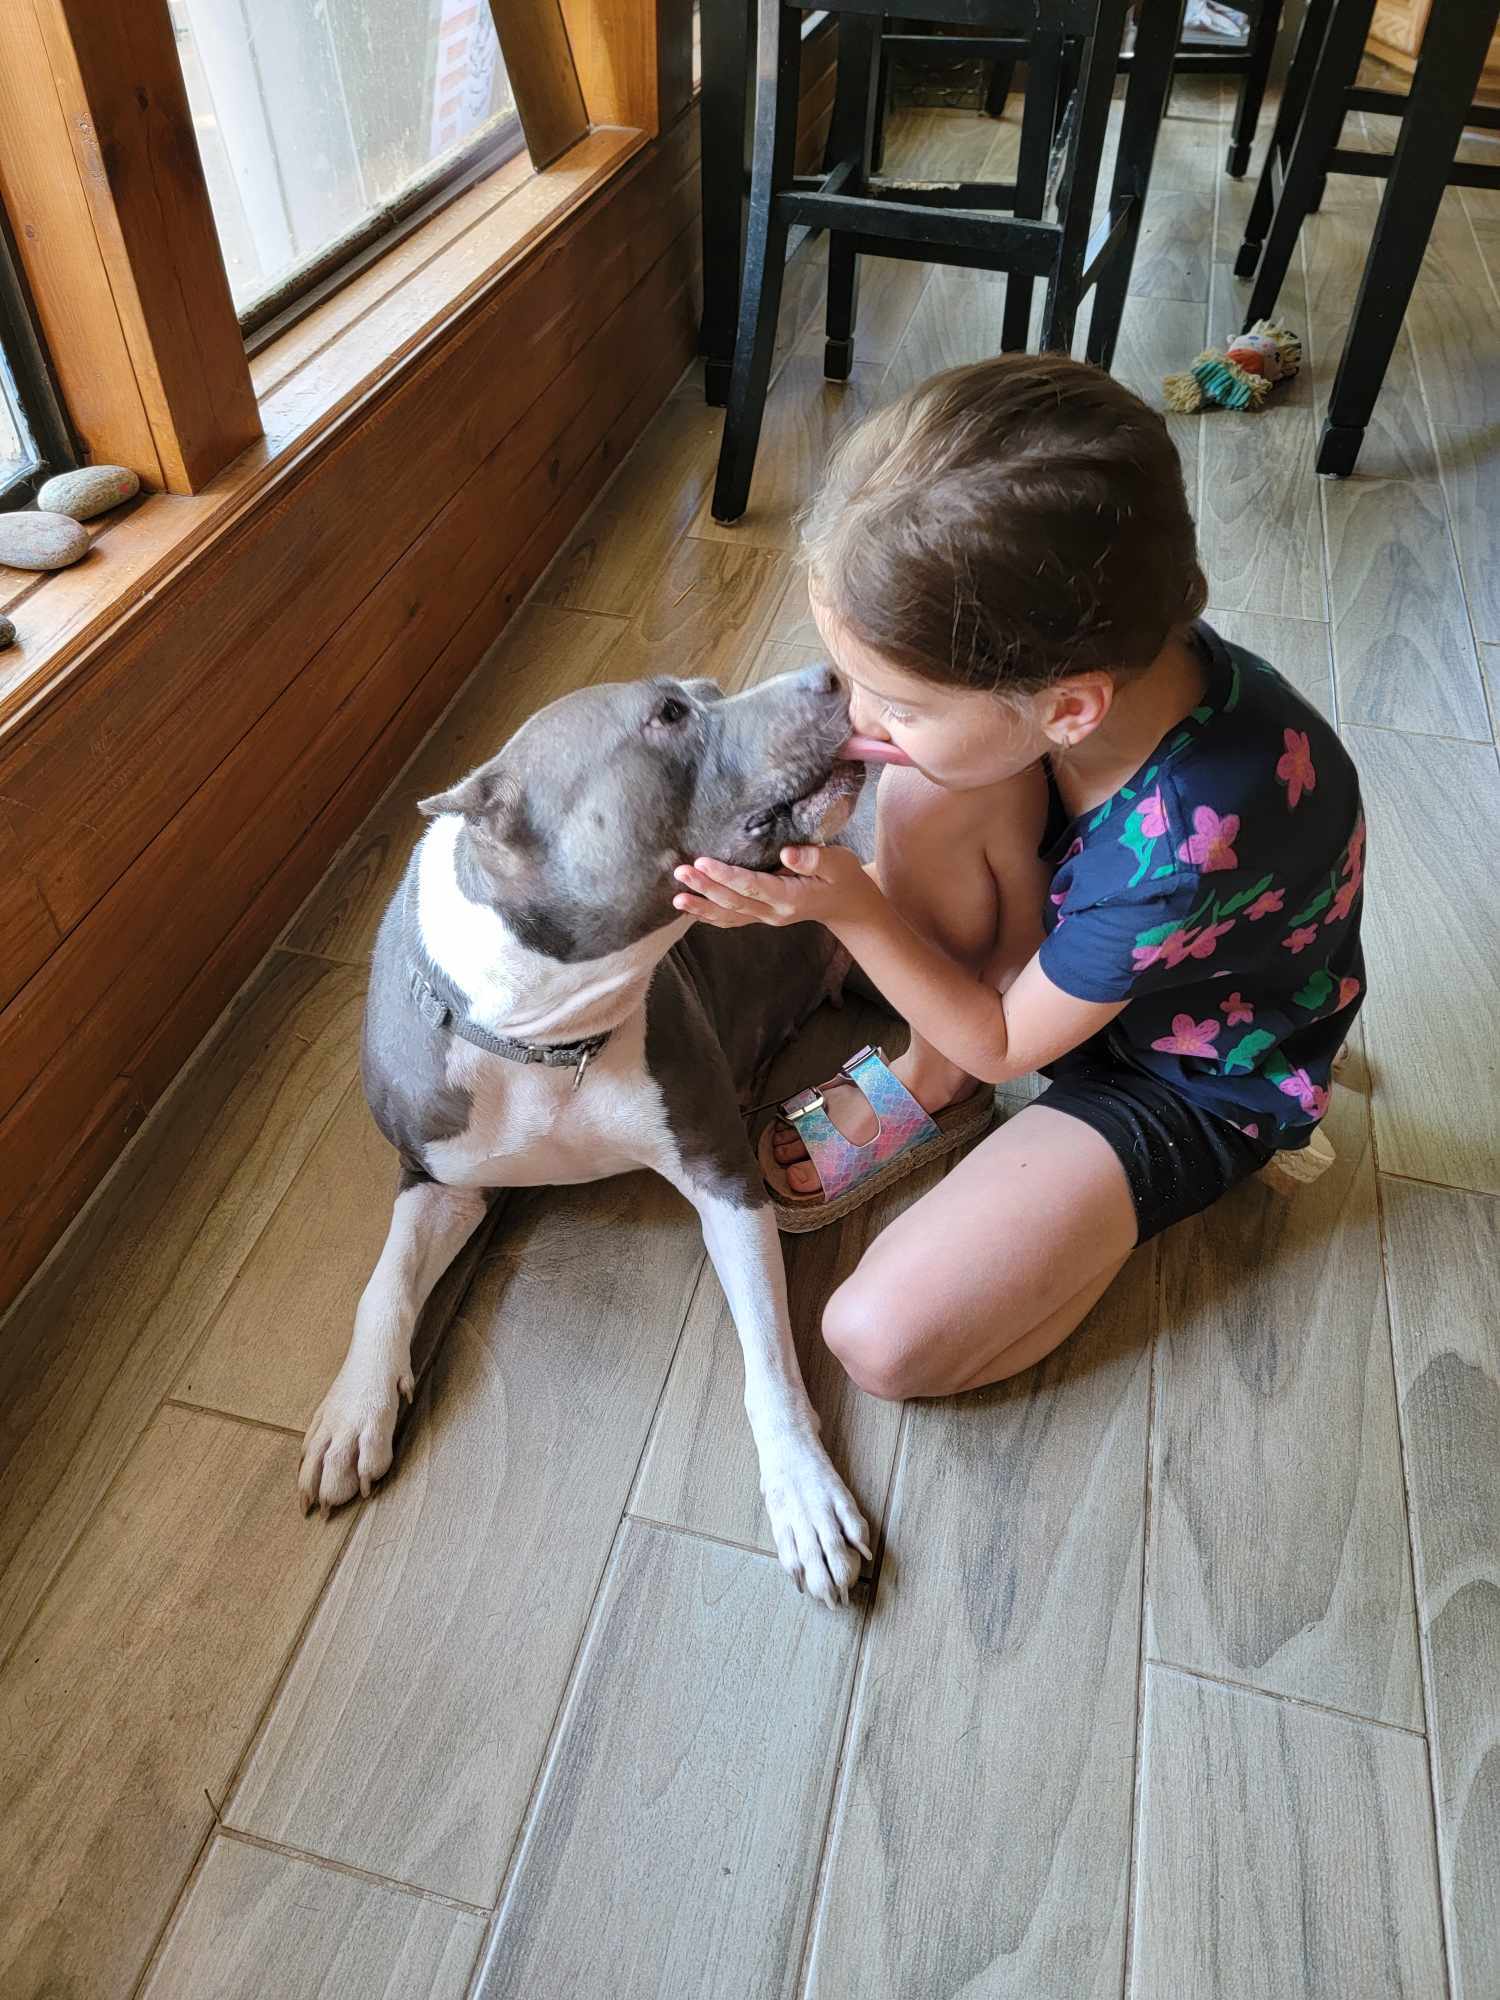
[674,354,1364,1400]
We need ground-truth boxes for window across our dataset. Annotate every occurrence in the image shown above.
[171,0,524,332]
[0,213,74,511]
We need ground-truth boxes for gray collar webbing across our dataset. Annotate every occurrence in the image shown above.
[404,872,610,1087]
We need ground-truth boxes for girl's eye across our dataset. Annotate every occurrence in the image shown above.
[884,705,915,726]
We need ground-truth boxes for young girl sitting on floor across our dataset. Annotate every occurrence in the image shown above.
[674,353,1365,1400]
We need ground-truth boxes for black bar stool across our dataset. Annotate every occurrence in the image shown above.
[1234,0,1500,475]
[710,0,1187,525]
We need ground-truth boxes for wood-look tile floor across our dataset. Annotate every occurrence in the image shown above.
[4,79,1498,2000]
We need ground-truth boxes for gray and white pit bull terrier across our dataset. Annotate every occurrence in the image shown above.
[298,665,874,1604]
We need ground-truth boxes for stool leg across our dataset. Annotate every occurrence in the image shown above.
[985,57,1015,121]
[1086,0,1187,373]
[1234,0,1332,277]
[825,14,881,381]
[1001,30,1064,351]
[1042,0,1131,355]
[1226,0,1284,177]
[1244,0,1374,327]
[1319,0,1498,475]
[712,1,802,524]
[700,0,752,406]
[870,24,889,173]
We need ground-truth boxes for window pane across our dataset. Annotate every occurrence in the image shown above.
[172,0,520,318]
[1,346,36,497]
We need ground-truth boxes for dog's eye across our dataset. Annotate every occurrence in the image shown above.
[746,801,793,835]
[653,696,690,726]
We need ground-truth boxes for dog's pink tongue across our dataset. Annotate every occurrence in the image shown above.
[838,734,913,766]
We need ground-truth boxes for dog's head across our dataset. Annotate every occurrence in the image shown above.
[419,666,863,961]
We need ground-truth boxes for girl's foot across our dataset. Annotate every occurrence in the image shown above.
[769,1049,978,1196]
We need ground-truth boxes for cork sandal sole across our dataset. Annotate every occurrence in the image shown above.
[757,1088,996,1235]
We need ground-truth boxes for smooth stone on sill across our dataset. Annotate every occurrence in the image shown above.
[37,463,141,521]
[0,510,91,571]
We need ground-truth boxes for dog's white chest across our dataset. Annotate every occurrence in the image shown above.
[422,1026,674,1188]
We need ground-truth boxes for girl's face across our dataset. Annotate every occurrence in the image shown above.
[811,597,1048,792]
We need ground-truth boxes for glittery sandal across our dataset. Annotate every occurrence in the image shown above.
[755,1044,995,1235]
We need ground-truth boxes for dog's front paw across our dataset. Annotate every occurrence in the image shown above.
[760,1436,873,1607]
[297,1362,412,1515]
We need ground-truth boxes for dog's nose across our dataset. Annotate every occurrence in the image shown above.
[794,662,842,699]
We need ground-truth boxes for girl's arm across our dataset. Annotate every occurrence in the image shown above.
[674,846,1122,1084]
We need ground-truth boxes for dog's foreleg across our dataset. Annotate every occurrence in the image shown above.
[298,1178,488,1514]
[694,1195,872,1606]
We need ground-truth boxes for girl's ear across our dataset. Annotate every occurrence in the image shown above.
[1037,672,1114,749]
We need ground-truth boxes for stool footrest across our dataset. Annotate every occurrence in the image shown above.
[778,188,1060,275]
[870,177,1020,208]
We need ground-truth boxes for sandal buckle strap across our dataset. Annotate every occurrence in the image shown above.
[782,1086,826,1122]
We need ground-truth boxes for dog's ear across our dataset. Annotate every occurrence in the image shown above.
[420,762,514,823]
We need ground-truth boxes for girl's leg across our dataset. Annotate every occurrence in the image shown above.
[820,1103,1138,1398]
[774,763,1050,1194]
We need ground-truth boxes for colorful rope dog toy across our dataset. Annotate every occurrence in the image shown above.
[1162,321,1302,413]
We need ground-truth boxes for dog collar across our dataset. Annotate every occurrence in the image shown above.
[404,875,610,1088]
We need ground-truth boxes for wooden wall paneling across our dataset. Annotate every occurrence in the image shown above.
[493,0,592,169]
[0,808,60,1016]
[29,0,261,490]
[0,0,163,481]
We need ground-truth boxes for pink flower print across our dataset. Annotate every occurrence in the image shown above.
[1278,1069,1329,1119]
[1133,927,1190,973]
[1282,925,1320,955]
[1221,991,1254,1026]
[1050,889,1067,907]
[1183,919,1236,961]
[1152,1014,1221,1059]
[1277,729,1317,809]
[1134,789,1169,838]
[1247,887,1284,922]
[1324,882,1358,927]
[1176,806,1240,872]
[1343,815,1365,885]
[1337,975,1361,1009]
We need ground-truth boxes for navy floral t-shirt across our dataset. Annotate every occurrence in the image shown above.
[1038,621,1365,1148]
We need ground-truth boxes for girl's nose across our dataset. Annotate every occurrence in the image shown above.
[848,691,889,741]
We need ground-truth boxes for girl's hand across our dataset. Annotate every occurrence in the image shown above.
[673,843,879,930]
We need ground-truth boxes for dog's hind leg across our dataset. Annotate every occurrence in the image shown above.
[298,1177,488,1514]
[692,1193,872,1607]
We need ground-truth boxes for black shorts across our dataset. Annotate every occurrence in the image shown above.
[1035,1049,1277,1244]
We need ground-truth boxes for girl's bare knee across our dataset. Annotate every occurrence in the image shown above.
[823,1273,936,1402]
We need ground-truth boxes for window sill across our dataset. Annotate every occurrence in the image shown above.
[0,123,647,743]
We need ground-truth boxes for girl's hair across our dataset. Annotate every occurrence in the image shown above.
[798,352,1207,695]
